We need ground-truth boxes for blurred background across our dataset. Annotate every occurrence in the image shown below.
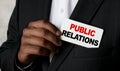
[0,0,16,46]
[0,0,16,70]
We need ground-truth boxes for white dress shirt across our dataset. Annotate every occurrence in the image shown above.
[50,0,78,29]
[49,0,78,62]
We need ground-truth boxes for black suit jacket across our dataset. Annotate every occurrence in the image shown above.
[0,0,120,71]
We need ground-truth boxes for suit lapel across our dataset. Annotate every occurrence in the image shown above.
[48,42,74,71]
[70,0,104,24]
[42,0,52,20]
[48,0,104,71]
[19,0,52,34]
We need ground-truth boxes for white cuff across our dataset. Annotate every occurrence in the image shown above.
[15,60,33,71]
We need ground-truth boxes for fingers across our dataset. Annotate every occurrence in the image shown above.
[28,20,61,36]
[23,28,62,46]
[21,36,56,53]
[21,45,50,56]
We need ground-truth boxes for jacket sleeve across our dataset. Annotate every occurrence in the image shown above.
[0,0,21,71]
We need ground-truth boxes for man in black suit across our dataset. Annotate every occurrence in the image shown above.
[0,0,120,71]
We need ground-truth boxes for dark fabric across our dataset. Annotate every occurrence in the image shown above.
[0,0,120,71]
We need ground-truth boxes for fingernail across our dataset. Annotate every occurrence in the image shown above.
[56,31,61,36]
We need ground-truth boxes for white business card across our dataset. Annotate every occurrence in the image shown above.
[60,19,104,48]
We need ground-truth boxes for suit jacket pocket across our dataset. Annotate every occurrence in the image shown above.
[73,45,112,59]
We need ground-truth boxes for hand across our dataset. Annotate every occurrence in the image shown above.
[18,20,62,64]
